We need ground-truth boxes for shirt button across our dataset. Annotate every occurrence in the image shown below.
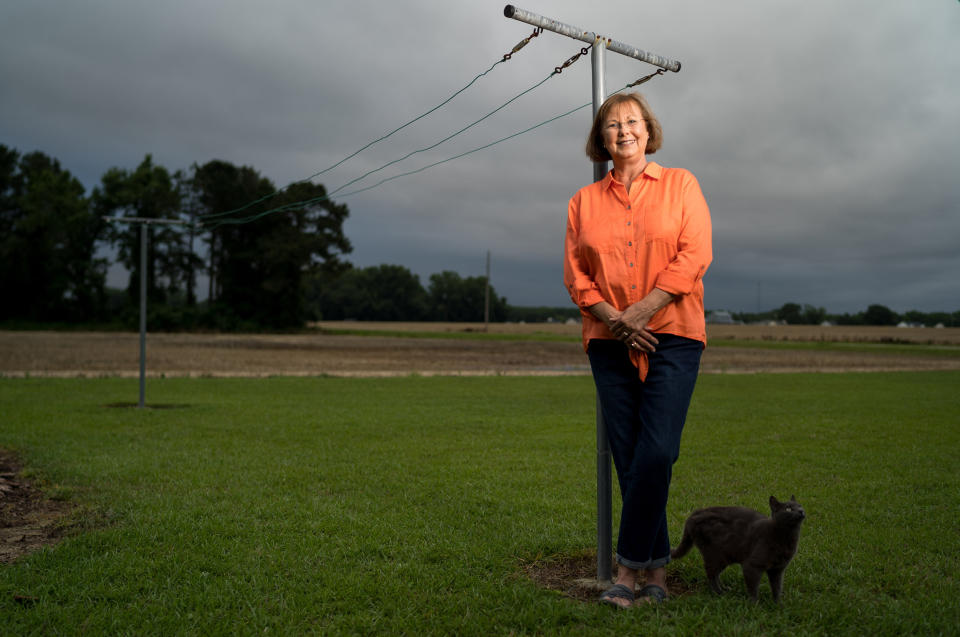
[631,285,637,289]
[628,241,632,246]
[627,221,631,226]
[629,263,634,267]
[627,205,631,210]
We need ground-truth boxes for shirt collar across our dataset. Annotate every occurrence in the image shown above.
[603,161,663,190]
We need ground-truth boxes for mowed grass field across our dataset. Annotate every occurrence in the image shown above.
[1,369,958,635]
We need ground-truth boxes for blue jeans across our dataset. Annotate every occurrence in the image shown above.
[587,335,702,571]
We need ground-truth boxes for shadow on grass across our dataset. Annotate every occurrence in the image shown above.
[102,403,192,409]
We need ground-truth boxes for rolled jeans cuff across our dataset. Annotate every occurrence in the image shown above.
[617,552,671,571]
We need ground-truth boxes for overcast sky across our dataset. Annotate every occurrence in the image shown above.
[2,0,958,313]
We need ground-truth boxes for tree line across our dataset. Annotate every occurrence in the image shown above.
[729,303,960,328]
[1,146,517,329]
[3,144,956,330]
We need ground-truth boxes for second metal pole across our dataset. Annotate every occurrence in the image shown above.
[591,40,613,584]
[138,223,147,409]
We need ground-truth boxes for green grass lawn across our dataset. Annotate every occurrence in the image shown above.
[1,372,958,635]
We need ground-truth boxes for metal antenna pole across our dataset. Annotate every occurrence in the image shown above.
[103,216,197,409]
[503,4,681,585]
[590,40,613,584]
[591,40,609,183]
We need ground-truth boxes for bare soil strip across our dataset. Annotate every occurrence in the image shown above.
[1,328,958,377]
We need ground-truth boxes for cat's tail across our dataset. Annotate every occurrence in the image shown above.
[670,523,693,560]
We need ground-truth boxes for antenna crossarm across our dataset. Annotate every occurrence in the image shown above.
[503,5,681,72]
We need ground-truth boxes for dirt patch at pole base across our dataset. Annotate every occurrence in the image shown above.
[0,449,77,564]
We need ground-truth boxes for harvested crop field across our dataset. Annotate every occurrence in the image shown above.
[2,323,959,377]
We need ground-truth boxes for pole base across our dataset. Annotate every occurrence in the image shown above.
[572,577,615,592]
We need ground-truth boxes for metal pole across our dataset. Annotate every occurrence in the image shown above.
[101,217,194,409]
[591,39,613,585]
[595,396,612,581]
[503,5,681,72]
[138,223,147,409]
[591,39,609,183]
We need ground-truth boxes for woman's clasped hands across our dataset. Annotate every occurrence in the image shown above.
[608,305,659,353]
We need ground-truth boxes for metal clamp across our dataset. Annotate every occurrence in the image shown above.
[625,68,666,88]
[554,46,591,74]
[503,27,542,61]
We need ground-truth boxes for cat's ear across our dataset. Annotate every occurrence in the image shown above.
[790,494,797,502]
[770,495,780,509]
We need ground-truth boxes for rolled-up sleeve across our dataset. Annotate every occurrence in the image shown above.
[564,192,606,309]
[654,172,712,297]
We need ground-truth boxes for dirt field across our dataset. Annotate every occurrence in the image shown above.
[1,323,959,377]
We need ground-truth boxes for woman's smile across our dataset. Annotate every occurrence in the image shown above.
[602,102,648,162]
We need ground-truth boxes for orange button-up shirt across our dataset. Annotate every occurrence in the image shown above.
[564,162,713,375]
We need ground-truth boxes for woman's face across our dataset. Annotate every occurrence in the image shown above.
[601,101,648,164]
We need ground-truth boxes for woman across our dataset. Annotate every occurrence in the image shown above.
[563,92,712,607]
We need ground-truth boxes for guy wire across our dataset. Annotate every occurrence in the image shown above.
[202,74,664,230]
[203,29,544,222]
[327,71,554,199]
[325,42,591,199]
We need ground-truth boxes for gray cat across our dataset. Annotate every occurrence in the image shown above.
[671,495,806,602]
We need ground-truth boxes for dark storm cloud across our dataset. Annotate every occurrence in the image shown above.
[2,0,957,312]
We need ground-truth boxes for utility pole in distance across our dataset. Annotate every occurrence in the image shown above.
[504,5,681,585]
[484,250,491,331]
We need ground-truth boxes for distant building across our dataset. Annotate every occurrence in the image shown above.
[706,310,736,324]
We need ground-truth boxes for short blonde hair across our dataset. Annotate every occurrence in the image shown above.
[585,92,663,162]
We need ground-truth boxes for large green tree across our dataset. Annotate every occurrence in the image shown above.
[93,155,196,307]
[775,302,803,325]
[0,146,106,321]
[775,302,827,325]
[863,304,899,326]
[428,270,507,322]
[312,264,429,321]
[193,161,351,328]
